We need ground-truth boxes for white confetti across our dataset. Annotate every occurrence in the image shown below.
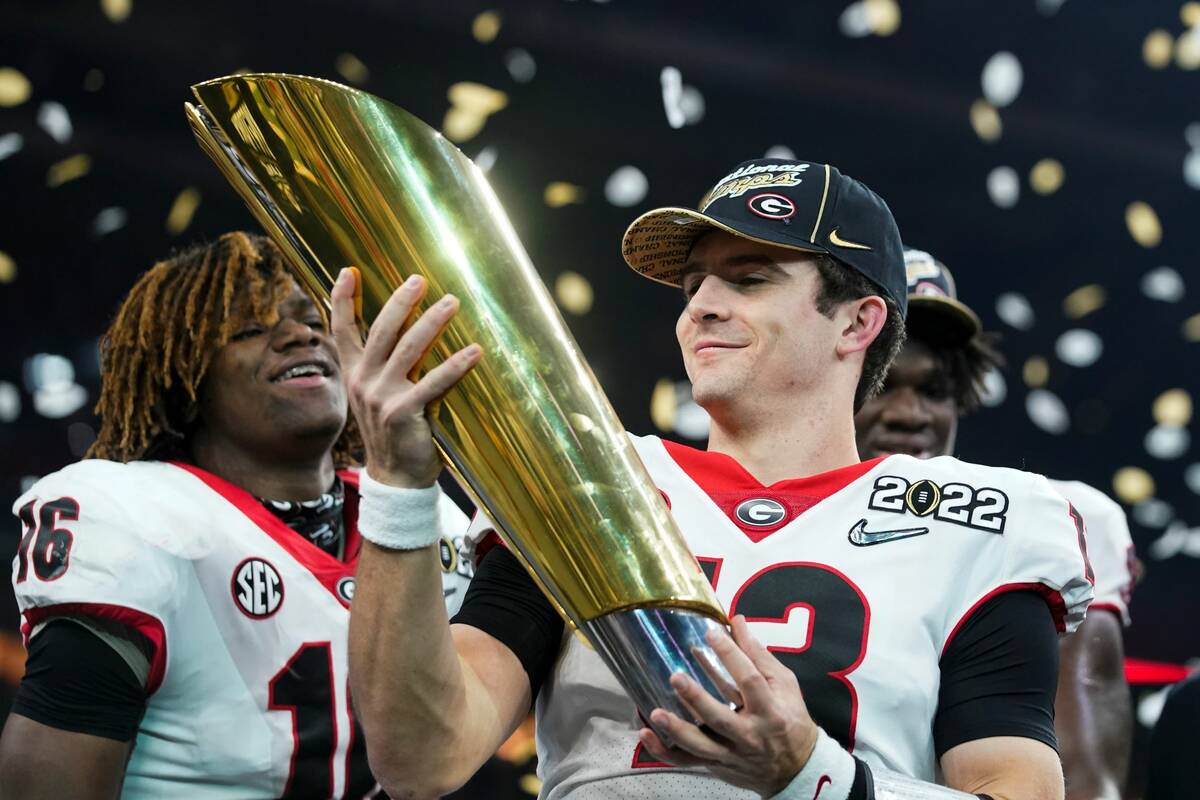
[675,398,711,440]
[765,145,797,160]
[604,165,648,207]
[1035,0,1068,15]
[0,132,22,161]
[981,52,1023,108]
[986,165,1020,208]
[1185,462,1200,494]
[504,49,537,83]
[1054,329,1103,367]
[0,381,19,422]
[1141,266,1185,302]
[23,353,74,393]
[33,383,88,419]
[473,146,498,173]
[679,85,705,125]
[1133,498,1175,528]
[1026,389,1069,434]
[1145,425,1190,460]
[995,291,1035,330]
[979,368,1007,407]
[660,67,685,129]
[92,206,128,236]
[839,2,873,37]
[1184,150,1200,190]
[37,101,73,144]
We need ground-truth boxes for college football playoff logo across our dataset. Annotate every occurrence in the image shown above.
[231,557,284,619]
[735,498,788,527]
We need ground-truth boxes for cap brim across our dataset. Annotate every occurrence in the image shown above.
[907,295,982,343]
[621,207,826,288]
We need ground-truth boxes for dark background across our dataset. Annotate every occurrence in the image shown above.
[1,0,1197,795]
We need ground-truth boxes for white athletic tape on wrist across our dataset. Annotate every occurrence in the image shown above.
[357,470,442,550]
[769,728,855,800]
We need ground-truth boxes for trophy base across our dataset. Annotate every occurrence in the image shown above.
[583,607,739,740]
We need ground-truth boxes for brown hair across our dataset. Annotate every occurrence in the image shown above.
[813,255,907,413]
[87,231,360,465]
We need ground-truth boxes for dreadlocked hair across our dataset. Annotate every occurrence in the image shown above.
[812,255,907,413]
[87,231,361,466]
[908,319,1006,414]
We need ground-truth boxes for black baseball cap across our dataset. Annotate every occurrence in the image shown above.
[903,247,981,344]
[621,158,908,318]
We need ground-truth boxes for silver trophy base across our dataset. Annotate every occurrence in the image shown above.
[583,607,739,738]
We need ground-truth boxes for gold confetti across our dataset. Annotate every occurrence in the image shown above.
[46,154,91,187]
[1177,30,1200,69]
[1112,467,1155,504]
[0,67,32,107]
[83,68,105,92]
[1153,388,1193,426]
[969,99,1002,143]
[1183,312,1200,342]
[1029,158,1064,194]
[1023,356,1049,388]
[100,0,132,23]
[650,378,676,432]
[472,11,502,43]
[1183,2,1200,27]
[0,250,15,284]
[1125,201,1162,247]
[864,0,901,36]
[443,83,508,142]
[335,53,369,85]
[555,271,593,315]
[1144,29,1174,68]
[1062,284,1106,319]
[543,182,584,208]
[518,773,542,796]
[165,187,201,235]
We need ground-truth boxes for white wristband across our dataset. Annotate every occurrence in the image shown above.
[357,470,442,550]
[769,728,856,800]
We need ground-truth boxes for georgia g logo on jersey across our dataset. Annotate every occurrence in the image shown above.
[231,557,285,619]
[735,498,788,527]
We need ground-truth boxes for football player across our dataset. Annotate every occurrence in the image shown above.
[854,248,1136,800]
[0,232,468,798]
[340,159,1094,800]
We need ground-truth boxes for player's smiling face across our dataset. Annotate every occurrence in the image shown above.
[854,336,958,460]
[676,231,839,415]
[194,282,347,458]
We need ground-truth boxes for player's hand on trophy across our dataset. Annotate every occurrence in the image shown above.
[638,614,820,797]
[331,267,482,488]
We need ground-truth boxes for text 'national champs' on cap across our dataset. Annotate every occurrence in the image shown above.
[621,158,908,318]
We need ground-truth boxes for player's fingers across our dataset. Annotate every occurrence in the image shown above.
[400,342,483,410]
[360,274,427,372]
[705,625,774,714]
[378,294,465,390]
[669,672,743,743]
[693,644,746,709]
[329,268,364,374]
[730,615,790,683]
[646,709,731,764]
[637,728,711,769]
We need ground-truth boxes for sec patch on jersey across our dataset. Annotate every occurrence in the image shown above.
[231,557,285,619]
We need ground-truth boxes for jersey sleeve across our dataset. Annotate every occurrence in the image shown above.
[943,470,1095,648]
[437,492,474,617]
[10,462,181,693]
[1050,480,1135,626]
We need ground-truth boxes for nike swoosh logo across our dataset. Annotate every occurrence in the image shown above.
[828,228,872,250]
[813,775,831,800]
[847,518,929,546]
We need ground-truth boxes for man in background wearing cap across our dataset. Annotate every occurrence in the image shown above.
[856,248,1136,800]
[339,159,1093,800]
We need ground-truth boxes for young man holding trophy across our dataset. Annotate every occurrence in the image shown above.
[338,158,1094,800]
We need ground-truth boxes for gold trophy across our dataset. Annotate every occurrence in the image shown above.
[185,74,734,726]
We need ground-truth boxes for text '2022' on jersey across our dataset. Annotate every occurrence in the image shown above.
[463,433,1094,799]
[11,459,469,799]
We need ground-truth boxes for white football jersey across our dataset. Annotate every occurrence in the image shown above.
[1048,479,1135,626]
[466,434,1094,799]
[11,459,469,799]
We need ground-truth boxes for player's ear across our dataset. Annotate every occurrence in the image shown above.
[835,295,887,359]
